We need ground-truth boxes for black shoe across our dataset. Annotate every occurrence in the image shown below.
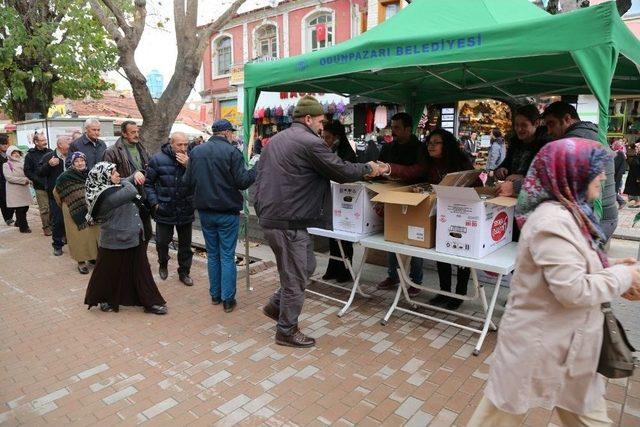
[445,297,463,311]
[335,272,351,283]
[88,259,96,266]
[19,228,31,233]
[145,305,168,315]
[429,294,449,307]
[322,271,338,281]
[179,274,193,286]
[407,286,421,297]
[100,302,114,312]
[159,264,168,280]
[211,296,221,305]
[223,299,237,313]
[262,303,279,322]
[53,248,63,256]
[5,219,14,226]
[77,263,89,274]
[275,327,316,348]
[376,277,400,290]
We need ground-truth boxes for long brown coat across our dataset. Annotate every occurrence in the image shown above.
[484,202,633,415]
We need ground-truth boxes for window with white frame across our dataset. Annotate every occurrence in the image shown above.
[213,36,232,76]
[305,12,333,53]
[255,24,278,59]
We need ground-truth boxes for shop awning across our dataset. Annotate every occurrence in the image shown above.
[243,0,640,145]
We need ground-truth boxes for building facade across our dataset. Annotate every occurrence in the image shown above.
[201,0,368,125]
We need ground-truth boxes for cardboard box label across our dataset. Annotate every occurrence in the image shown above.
[491,211,509,242]
[408,226,425,242]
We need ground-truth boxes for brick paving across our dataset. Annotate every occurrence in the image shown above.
[1,209,640,426]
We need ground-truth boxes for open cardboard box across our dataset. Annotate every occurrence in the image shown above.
[432,185,517,258]
[332,181,401,235]
[371,170,483,249]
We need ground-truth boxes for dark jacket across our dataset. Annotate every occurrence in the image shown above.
[38,150,66,196]
[332,139,357,163]
[93,178,143,250]
[145,143,194,225]
[66,134,107,170]
[0,153,7,190]
[562,121,617,223]
[498,127,550,194]
[625,155,640,197]
[24,147,52,190]
[254,122,371,230]
[183,135,256,214]
[103,137,150,179]
[378,135,422,165]
[614,151,627,192]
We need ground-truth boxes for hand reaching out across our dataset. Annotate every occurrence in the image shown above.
[133,171,145,185]
[364,161,381,179]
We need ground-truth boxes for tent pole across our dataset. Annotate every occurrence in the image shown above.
[464,69,516,100]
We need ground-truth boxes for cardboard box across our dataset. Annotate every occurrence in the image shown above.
[432,185,516,258]
[332,182,399,235]
[372,187,438,248]
[370,171,483,249]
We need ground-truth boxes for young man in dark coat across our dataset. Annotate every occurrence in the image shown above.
[24,132,53,235]
[145,132,195,286]
[543,101,618,241]
[254,95,380,348]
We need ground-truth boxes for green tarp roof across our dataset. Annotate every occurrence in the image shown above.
[243,0,640,144]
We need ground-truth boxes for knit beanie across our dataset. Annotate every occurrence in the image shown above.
[293,95,325,118]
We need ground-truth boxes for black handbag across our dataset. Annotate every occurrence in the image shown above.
[597,302,637,378]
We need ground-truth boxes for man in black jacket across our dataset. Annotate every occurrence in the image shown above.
[24,132,53,236]
[39,136,70,256]
[145,132,195,286]
[254,95,379,348]
[543,101,618,241]
[183,119,256,314]
[66,118,107,169]
[0,135,14,225]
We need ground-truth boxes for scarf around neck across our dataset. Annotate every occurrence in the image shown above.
[55,168,89,229]
[516,138,611,266]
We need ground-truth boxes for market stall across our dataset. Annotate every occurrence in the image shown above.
[239,0,640,291]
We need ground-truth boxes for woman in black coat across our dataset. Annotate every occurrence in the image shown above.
[322,120,357,283]
[625,144,640,208]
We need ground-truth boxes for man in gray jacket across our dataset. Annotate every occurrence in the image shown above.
[254,95,380,348]
[543,101,618,241]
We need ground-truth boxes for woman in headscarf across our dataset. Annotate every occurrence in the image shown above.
[322,120,357,283]
[3,146,32,233]
[54,152,99,274]
[468,138,640,427]
[84,162,167,314]
[378,129,476,309]
[625,142,640,208]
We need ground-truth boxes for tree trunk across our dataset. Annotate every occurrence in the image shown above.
[10,79,53,122]
[139,112,172,153]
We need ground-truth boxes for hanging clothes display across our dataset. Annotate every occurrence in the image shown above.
[374,105,388,130]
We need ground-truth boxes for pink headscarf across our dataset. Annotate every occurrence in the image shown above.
[611,139,626,155]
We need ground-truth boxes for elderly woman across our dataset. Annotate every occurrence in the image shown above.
[84,162,167,315]
[54,152,99,274]
[469,138,640,427]
[3,146,32,233]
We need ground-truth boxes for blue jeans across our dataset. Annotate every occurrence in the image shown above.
[388,253,423,284]
[199,211,239,302]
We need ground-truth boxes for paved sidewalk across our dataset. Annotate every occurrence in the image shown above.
[1,209,640,426]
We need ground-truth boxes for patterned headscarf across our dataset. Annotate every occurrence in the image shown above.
[85,162,118,222]
[70,151,87,168]
[516,138,611,265]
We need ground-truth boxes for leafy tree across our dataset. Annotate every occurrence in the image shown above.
[545,0,631,15]
[88,0,247,152]
[0,0,118,121]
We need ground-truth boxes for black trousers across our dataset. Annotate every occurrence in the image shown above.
[0,186,14,222]
[14,206,29,231]
[49,196,65,249]
[155,222,193,276]
[436,262,470,295]
[324,238,353,277]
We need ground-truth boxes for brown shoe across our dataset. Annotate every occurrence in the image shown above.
[377,277,399,290]
[275,327,316,348]
[44,229,52,236]
[262,303,279,322]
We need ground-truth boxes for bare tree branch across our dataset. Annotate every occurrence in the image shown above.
[100,0,132,36]
[131,0,147,47]
[87,0,124,44]
[174,0,186,49]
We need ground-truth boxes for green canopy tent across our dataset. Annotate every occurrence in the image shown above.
[243,0,640,146]
[239,0,640,288]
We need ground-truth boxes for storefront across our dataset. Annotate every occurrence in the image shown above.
[607,96,640,146]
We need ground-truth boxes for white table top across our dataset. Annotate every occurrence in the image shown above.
[307,228,368,243]
[359,234,518,275]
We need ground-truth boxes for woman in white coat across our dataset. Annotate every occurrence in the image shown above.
[3,146,33,233]
[469,138,640,427]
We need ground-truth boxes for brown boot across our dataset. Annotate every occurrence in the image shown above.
[376,277,399,290]
[262,303,279,322]
[275,327,316,348]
